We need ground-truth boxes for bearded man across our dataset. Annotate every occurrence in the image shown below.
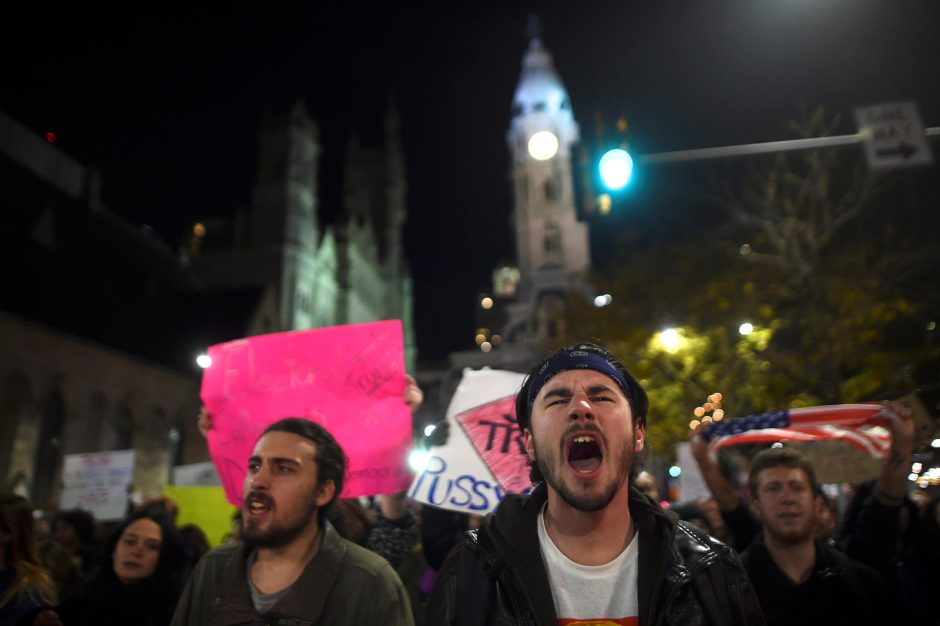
[171,418,413,625]
[427,342,764,626]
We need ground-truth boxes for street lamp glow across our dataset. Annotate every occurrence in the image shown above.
[599,148,634,190]
[657,328,683,354]
[594,293,612,307]
[527,131,559,160]
[408,449,431,473]
[739,322,754,336]
[196,354,212,369]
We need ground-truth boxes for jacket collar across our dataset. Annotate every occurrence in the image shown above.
[485,482,679,626]
[214,521,347,625]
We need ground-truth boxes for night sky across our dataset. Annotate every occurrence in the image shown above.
[4,3,939,363]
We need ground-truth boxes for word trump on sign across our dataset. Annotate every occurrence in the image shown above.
[409,368,531,516]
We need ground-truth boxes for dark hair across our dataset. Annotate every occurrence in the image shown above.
[325,498,375,546]
[747,447,818,498]
[671,502,714,535]
[262,418,348,523]
[102,510,185,590]
[0,494,57,608]
[515,342,648,484]
[53,508,97,546]
[178,523,210,565]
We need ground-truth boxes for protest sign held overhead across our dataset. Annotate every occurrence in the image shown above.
[200,320,412,505]
[409,368,529,515]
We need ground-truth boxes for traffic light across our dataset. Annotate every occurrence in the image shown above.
[599,148,634,190]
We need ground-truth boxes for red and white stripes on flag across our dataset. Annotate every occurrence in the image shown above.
[701,403,892,459]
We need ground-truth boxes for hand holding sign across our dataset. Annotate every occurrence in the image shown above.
[200,320,413,505]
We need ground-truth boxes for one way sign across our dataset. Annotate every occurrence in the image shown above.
[855,101,933,170]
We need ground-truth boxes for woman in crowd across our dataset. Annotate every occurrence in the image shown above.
[0,494,57,625]
[57,510,185,626]
[51,510,99,578]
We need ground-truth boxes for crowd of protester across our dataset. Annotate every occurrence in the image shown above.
[1,355,939,625]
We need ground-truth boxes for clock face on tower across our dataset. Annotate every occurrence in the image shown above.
[527,130,559,160]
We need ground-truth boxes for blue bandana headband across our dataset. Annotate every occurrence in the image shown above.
[526,349,632,408]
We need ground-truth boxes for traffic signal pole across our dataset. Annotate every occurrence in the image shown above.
[638,127,940,165]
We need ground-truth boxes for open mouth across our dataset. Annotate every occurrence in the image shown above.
[245,492,273,515]
[567,433,603,474]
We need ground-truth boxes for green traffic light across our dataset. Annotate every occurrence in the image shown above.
[599,148,634,190]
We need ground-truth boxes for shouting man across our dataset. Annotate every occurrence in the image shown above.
[172,418,413,625]
[427,342,764,625]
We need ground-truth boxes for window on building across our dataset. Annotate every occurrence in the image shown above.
[33,389,65,508]
[543,221,562,255]
[544,178,557,202]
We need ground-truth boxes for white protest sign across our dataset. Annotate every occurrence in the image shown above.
[172,461,221,486]
[59,450,135,521]
[675,442,710,504]
[409,369,528,515]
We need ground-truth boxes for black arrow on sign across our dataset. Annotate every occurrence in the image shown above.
[876,142,918,160]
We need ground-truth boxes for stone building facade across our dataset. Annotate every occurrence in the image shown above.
[0,99,416,509]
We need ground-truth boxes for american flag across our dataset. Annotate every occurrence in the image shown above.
[700,403,892,459]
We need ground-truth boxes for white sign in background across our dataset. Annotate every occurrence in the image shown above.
[409,369,527,515]
[172,461,221,486]
[855,101,933,169]
[675,442,711,504]
[59,450,135,521]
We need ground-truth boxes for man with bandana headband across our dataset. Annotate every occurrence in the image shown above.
[427,342,764,626]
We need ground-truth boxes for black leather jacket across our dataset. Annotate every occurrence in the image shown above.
[426,484,765,626]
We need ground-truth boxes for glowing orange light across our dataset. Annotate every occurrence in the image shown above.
[693,406,705,417]
[689,419,701,430]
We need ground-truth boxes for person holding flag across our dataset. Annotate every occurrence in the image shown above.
[689,400,914,625]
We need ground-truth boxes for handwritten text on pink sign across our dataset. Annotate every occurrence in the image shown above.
[200,320,412,505]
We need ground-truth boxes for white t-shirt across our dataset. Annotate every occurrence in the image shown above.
[537,505,640,626]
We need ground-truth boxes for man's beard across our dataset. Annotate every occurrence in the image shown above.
[534,427,634,512]
[241,494,319,549]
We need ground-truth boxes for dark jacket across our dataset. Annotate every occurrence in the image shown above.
[56,566,179,626]
[170,522,413,626]
[426,484,765,626]
[741,534,894,626]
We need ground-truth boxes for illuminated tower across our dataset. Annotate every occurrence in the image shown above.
[502,27,591,344]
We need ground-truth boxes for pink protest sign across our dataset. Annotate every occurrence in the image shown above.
[200,320,412,506]
[456,396,530,494]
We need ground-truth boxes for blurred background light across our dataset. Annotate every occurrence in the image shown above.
[599,148,633,190]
